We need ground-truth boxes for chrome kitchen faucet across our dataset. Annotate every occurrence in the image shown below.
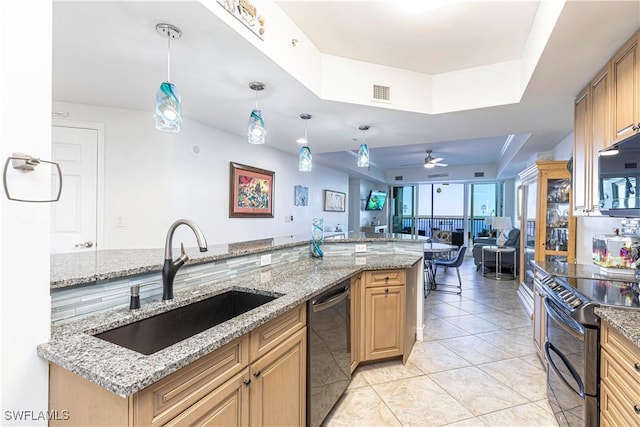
[162,219,208,300]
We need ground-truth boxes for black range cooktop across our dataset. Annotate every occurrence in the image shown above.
[567,278,640,309]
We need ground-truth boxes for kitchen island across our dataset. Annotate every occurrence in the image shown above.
[39,232,425,426]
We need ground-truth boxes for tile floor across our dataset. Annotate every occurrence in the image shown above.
[324,257,560,427]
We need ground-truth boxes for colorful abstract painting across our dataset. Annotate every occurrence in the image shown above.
[229,162,274,217]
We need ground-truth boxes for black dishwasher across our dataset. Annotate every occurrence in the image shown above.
[307,280,351,427]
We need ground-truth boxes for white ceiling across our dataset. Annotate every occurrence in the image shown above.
[52,1,640,183]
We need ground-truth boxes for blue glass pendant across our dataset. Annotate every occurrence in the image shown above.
[357,143,370,168]
[247,108,267,144]
[299,145,312,172]
[154,82,182,133]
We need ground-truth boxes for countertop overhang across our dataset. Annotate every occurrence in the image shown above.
[38,253,422,397]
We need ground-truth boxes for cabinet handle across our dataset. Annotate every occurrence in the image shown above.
[633,124,639,132]
[253,370,261,377]
[385,288,389,293]
[243,378,251,386]
[634,404,640,415]
[634,362,640,372]
[385,277,389,281]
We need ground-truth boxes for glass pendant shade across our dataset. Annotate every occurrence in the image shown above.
[357,143,370,168]
[247,108,267,144]
[299,145,312,172]
[154,82,182,133]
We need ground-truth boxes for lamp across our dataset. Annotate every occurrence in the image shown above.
[247,82,266,144]
[484,216,494,236]
[298,114,312,172]
[154,23,183,133]
[492,217,512,247]
[357,125,370,168]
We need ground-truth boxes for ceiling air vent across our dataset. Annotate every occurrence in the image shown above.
[474,172,485,177]
[372,85,390,102]
[395,176,403,181]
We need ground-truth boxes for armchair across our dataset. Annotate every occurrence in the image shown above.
[472,228,520,273]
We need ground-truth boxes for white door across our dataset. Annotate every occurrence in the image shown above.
[51,125,98,253]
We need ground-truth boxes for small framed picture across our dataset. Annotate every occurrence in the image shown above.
[323,189,346,212]
[229,162,274,218]
[294,185,309,207]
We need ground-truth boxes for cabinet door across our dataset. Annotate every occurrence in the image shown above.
[350,274,361,372]
[164,370,250,427]
[249,327,306,427]
[532,281,546,366]
[363,285,405,361]
[590,65,610,211]
[611,33,640,144]
[573,85,590,213]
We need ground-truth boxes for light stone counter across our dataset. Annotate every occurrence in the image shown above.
[38,253,422,397]
[595,307,640,348]
[51,232,428,288]
[532,261,639,282]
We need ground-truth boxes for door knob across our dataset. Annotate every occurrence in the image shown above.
[74,241,94,248]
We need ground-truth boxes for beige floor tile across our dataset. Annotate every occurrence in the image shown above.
[478,402,559,427]
[477,358,548,401]
[423,318,470,341]
[442,417,489,426]
[533,398,555,415]
[476,327,537,357]
[322,387,401,427]
[357,358,424,385]
[438,335,513,365]
[347,370,369,389]
[430,366,528,416]
[475,311,532,329]
[443,300,494,315]
[408,340,471,374]
[519,353,547,371]
[442,314,505,334]
[425,303,470,318]
[373,376,474,426]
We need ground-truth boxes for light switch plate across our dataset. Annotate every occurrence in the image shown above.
[355,256,367,265]
[355,244,367,253]
[260,254,272,266]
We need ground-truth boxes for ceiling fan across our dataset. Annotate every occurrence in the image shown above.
[424,150,447,168]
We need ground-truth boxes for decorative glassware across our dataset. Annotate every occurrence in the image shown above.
[357,143,370,168]
[311,218,324,257]
[247,108,266,144]
[154,82,182,133]
[299,145,312,172]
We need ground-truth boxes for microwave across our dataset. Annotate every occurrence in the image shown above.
[598,133,640,217]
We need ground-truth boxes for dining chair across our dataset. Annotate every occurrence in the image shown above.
[432,245,466,294]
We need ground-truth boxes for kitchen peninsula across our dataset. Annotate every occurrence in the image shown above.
[39,232,425,426]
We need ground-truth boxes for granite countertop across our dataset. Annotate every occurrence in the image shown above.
[595,306,640,348]
[51,232,428,288]
[38,253,422,397]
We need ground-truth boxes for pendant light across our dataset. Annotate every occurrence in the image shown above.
[248,82,267,144]
[357,125,370,168]
[298,114,312,172]
[154,23,183,133]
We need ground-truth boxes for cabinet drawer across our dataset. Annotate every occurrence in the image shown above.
[136,335,249,426]
[250,304,306,362]
[364,270,405,288]
[602,324,640,388]
[601,375,640,427]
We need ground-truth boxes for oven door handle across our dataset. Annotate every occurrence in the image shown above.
[544,341,586,399]
[543,297,584,339]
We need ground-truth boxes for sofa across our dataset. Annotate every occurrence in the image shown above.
[472,228,520,273]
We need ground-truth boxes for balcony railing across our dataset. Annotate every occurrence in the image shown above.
[394,215,535,242]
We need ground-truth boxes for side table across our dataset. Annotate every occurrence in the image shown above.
[482,245,517,280]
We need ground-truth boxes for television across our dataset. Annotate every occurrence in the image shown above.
[365,190,387,210]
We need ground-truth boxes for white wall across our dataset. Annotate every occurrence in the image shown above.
[52,102,349,248]
[1,1,51,425]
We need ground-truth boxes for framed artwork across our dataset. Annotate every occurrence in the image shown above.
[294,185,309,207]
[229,162,274,218]
[323,189,346,212]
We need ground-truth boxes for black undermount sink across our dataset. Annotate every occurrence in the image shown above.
[94,290,278,355]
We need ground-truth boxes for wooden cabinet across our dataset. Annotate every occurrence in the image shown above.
[532,270,547,366]
[611,32,640,145]
[573,65,611,215]
[601,321,640,426]
[49,304,306,427]
[350,273,361,372]
[361,270,405,362]
[535,161,576,265]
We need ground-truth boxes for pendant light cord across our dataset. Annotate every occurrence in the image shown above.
[166,34,171,83]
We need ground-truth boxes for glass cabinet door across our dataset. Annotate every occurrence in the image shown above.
[521,181,537,288]
[543,177,571,264]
